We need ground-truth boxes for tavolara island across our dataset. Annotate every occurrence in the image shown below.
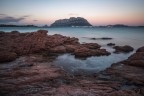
[51,17,92,27]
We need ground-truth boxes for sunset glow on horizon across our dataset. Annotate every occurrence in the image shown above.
[0,0,144,26]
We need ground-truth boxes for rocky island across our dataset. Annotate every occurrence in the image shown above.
[0,30,144,96]
[51,17,92,27]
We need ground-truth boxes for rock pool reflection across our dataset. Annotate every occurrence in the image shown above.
[53,52,134,74]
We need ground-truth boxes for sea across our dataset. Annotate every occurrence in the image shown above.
[0,27,144,74]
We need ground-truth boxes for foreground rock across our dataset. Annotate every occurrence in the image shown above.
[121,46,144,67]
[113,45,134,53]
[0,54,142,96]
[105,46,144,96]
[0,30,110,62]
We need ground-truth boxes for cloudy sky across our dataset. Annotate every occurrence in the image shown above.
[0,0,144,26]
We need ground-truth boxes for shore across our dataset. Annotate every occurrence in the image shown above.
[0,30,144,96]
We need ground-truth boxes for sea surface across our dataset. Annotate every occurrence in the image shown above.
[0,27,144,74]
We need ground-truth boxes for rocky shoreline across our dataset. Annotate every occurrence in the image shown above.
[0,30,144,96]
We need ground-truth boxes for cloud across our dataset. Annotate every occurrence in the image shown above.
[0,15,29,23]
[0,14,6,16]
[23,15,30,18]
[68,13,79,16]
[33,20,38,22]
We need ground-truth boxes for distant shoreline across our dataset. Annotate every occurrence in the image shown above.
[0,24,144,28]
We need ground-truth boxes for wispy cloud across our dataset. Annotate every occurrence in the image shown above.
[68,13,79,16]
[33,20,38,22]
[0,15,29,23]
[0,14,6,16]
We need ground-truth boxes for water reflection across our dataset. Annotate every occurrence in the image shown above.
[53,52,133,74]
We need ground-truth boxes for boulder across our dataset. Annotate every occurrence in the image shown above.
[74,47,110,57]
[136,46,144,52]
[113,45,134,53]
[121,47,144,67]
[74,47,91,57]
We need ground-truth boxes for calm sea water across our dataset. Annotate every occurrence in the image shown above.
[0,27,144,74]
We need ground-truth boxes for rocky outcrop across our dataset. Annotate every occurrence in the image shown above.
[113,45,134,53]
[51,17,92,27]
[74,48,110,57]
[0,30,110,63]
[105,46,144,96]
[121,46,144,67]
[0,53,143,96]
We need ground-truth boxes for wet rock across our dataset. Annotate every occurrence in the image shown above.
[113,45,134,53]
[74,47,110,57]
[0,51,17,63]
[50,46,66,53]
[0,30,111,63]
[106,46,144,93]
[64,44,79,52]
[121,47,144,67]
[109,90,142,96]
[107,43,115,46]
[74,47,91,57]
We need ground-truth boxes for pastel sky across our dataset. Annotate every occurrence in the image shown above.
[0,0,144,26]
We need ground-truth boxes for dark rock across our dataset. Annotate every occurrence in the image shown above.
[83,37,113,40]
[113,45,134,53]
[107,43,115,46]
[0,51,17,63]
[136,46,144,52]
[91,37,112,40]
[82,43,101,49]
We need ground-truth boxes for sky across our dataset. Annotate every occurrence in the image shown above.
[0,0,144,26]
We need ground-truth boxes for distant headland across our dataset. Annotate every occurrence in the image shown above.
[50,17,92,27]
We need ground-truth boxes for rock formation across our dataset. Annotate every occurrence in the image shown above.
[113,45,134,53]
[0,30,110,62]
[51,17,92,27]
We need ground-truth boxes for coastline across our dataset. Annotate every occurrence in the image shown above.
[0,30,144,95]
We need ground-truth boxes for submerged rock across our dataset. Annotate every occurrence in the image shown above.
[83,37,113,40]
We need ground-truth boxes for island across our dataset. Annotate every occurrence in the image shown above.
[50,17,92,27]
